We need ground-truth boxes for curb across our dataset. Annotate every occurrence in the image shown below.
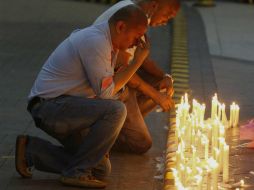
[164,8,190,190]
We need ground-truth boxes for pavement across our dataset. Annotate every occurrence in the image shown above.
[0,0,254,189]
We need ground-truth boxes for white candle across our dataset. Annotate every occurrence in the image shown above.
[214,148,220,166]
[219,125,225,139]
[196,130,202,153]
[219,138,225,172]
[212,122,219,150]
[230,102,236,127]
[209,159,219,190]
[192,146,197,173]
[200,103,206,124]
[179,164,185,184]
[211,94,218,120]
[223,144,229,183]
[221,104,228,127]
[184,93,188,104]
[218,103,222,121]
[229,103,233,127]
[196,174,203,190]
[212,164,219,190]
[233,105,240,127]
[202,135,209,160]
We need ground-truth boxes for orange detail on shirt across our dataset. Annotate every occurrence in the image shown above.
[101,76,113,91]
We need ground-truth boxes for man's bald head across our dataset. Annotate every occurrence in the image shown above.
[109,5,148,51]
[109,5,148,28]
[158,0,180,9]
[149,0,180,26]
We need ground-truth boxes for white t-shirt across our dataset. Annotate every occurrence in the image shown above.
[94,0,134,24]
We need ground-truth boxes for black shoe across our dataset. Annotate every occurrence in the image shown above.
[15,135,32,178]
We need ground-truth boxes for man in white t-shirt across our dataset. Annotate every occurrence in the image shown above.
[94,0,180,154]
[15,5,150,188]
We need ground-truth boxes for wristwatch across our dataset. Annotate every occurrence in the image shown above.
[164,73,173,81]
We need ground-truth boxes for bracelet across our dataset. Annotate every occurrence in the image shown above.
[164,73,174,82]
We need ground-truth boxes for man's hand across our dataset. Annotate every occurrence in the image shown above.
[115,50,132,72]
[133,35,150,64]
[159,76,174,97]
[155,93,175,111]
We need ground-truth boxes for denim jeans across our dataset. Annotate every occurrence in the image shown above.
[27,95,127,178]
[113,69,164,154]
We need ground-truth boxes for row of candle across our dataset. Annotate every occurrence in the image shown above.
[211,94,240,127]
[170,94,239,190]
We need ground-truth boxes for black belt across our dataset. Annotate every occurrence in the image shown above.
[27,96,45,113]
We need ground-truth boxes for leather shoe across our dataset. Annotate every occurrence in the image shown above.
[60,175,106,188]
[15,135,32,178]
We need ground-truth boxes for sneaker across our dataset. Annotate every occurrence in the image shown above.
[15,135,32,178]
[60,175,107,188]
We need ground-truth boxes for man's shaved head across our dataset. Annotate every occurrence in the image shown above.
[109,5,148,28]
[149,0,180,26]
[109,5,148,51]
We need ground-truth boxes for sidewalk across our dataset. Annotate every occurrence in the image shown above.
[195,1,254,122]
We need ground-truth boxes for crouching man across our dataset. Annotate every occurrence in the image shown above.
[15,5,149,188]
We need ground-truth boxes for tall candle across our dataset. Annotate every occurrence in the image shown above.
[229,103,233,127]
[212,164,219,190]
[200,103,206,124]
[219,138,225,172]
[184,93,188,104]
[202,135,209,160]
[233,105,240,127]
[211,94,218,119]
[218,103,222,121]
[192,146,197,173]
[221,104,228,127]
[223,144,229,183]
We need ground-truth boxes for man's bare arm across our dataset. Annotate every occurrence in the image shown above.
[113,40,149,95]
[141,57,165,79]
[127,73,174,111]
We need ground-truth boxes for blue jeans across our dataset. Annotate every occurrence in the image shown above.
[27,95,127,178]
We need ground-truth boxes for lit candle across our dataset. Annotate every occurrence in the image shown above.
[217,103,222,120]
[196,166,203,190]
[229,103,233,127]
[219,138,225,172]
[229,102,236,127]
[212,119,220,150]
[196,130,202,153]
[200,103,206,124]
[240,179,244,187]
[210,159,219,190]
[223,144,229,183]
[212,164,219,190]
[192,146,197,173]
[221,104,228,127]
[201,134,209,160]
[233,104,240,127]
[211,94,218,120]
[219,125,225,139]
[184,93,188,104]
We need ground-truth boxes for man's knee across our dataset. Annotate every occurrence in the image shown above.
[107,100,127,122]
[115,133,152,154]
[111,100,127,115]
[132,136,152,154]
